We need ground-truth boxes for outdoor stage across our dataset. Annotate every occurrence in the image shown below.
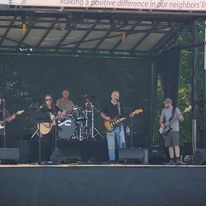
[0,164,206,206]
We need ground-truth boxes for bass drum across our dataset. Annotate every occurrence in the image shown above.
[58,116,75,140]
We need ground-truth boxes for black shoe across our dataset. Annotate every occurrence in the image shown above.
[108,160,115,164]
[165,159,176,165]
[176,159,182,165]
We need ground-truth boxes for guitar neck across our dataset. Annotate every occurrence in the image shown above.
[168,110,188,126]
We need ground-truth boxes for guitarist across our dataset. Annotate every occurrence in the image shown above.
[160,98,184,165]
[38,95,65,161]
[101,90,126,163]
[0,104,16,147]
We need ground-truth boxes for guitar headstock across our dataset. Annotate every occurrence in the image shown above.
[132,108,143,116]
[183,105,192,113]
[16,110,25,115]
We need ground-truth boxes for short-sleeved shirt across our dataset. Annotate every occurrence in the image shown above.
[103,102,122,119]
[160,107,182,131]
[56,98,75,115]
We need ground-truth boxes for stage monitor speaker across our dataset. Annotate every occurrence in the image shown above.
[50,146,81,164]
[183,142,193,155]
[149,144,165,164]
[119,148,148,164]
[193,149,206,165]
[0,148,20,162]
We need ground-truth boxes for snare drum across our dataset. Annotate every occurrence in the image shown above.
[58,116,75,140]
[72,107,86,121]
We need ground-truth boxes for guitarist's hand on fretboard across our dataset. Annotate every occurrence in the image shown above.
[104,116,111,121]
[160,123,165,129]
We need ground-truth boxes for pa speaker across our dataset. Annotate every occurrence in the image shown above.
[50,146,81,164]
[149,144,165,164]
[193,149,206,165]
[0,148,20,162]
[119,148,148,164]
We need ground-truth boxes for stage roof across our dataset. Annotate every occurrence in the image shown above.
[0,3,205,57]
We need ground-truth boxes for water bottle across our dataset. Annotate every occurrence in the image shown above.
[126,126,130,136]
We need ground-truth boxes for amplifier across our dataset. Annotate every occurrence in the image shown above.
[0,148,20,162]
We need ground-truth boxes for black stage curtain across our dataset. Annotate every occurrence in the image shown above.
[156,48,180,106]
[0,55,152,147]
[0,166,206,206]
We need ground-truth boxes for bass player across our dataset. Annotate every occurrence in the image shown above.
[160,98,184,165]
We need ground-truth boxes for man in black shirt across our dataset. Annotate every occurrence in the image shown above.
[101,91,126,162]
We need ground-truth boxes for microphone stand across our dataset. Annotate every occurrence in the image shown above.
[86,97,104,140]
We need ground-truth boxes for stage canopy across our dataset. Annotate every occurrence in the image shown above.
[0,0,206,57]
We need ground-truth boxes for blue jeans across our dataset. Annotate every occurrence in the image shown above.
[106,126,126,161]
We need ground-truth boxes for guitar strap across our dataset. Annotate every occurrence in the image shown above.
[117,101,121,115]
[117,101,126,148]
[171,106,176,120]
[163,106,176,122]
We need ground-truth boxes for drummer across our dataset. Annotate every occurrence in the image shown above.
[56,89,76,115]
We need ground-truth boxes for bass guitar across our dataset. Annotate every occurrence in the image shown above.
[104,108,143,132]
[0,110,25,129]
[159,105,191,137]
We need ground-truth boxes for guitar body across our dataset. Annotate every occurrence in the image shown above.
[104,117,126,133]
[159,127,172,138]
[0,124,5,130]
[103,108,143,132]
[37,122,55,135]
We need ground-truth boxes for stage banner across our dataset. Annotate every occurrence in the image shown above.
[0,0,206,11]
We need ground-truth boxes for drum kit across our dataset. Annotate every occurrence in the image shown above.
[56,98,104,141]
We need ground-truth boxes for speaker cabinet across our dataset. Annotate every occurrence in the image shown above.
[149,144,165,164]
[193,149,206,165]
[0,148,20,163]
[50,146,81,164]
[119,148,148,164]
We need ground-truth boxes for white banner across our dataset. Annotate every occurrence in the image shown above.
[0,0,206,11]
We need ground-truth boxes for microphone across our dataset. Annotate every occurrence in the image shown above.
[35,104,44,112]
[39,104,44,109]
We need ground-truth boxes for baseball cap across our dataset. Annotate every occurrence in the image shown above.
[163,98,172,104]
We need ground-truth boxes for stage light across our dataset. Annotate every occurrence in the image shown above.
[21,15,27,34]
[22,23,27,34]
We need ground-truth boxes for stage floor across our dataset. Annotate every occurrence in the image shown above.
[0,164,206,206]
[0,163,206,168]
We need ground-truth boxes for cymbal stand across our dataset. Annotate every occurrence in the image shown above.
[76,121,84,141]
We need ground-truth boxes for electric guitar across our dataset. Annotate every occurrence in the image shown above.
[37,113,64,135]
[103,108,143,133]
[159,105,192,137]
[0,110,25,129]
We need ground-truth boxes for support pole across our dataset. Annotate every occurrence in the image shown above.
[203,20,206,147]
[150,61,156,143]
[192,20,198,153]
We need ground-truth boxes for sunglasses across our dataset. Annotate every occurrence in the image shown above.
[45,99,52,101]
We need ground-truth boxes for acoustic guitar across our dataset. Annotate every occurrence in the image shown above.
[37,114,63,135]
[103,108,143,133]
